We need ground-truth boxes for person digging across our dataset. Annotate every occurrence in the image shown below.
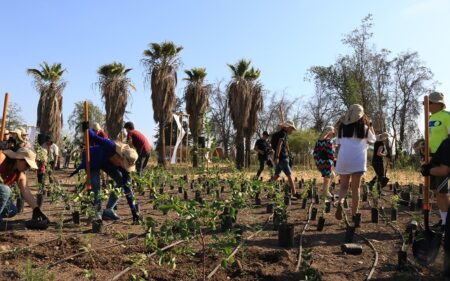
[0,148,49,230]
[71,123,142,224]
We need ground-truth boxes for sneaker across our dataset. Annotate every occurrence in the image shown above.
[102,209,120,221]
[335,204,343,220]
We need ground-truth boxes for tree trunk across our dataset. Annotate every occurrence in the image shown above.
[223,138,229,159]
[192,134,198,168]
[158,121,167,167]
[235,131,244,170]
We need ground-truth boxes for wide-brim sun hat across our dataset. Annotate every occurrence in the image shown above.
[377,132,389,141]
[93,123,101,131]
[19,127,28,136]
[280,120,297,130]
[11,128,24,141]
[115,142,138,172]
[429,91,446,108]
[3,148,38,169]
[342,104,365,125]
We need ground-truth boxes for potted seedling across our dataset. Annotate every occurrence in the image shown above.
[390,195,400,221]
[317,202,326,231]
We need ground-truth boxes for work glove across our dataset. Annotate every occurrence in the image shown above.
[81,121,90,131]
[32,207,49,222]
[421,163,433,177]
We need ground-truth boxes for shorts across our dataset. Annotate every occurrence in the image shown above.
[339,171,365,176]
[275,158,292,177]
[430,175,449,193]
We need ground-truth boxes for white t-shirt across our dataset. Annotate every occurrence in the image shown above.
[335,126,376,175]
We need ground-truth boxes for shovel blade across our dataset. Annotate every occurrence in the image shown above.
[413,230,442,266]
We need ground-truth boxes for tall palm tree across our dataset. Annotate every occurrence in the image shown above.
[244,67,263,168]
[142,41,183,167]
[97,62,134,140]
[227,59,253,170]
[184,67,211,168]
[27,62,66,145]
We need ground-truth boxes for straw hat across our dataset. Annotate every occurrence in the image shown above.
[280,120,297,130]
[341,104,364,125]
[429,91,446,108]
[320,126,335,139]
[11,128,24,141]
[3,148,38,169]
[4,129,9,135]
[93,123,101,131]
[114,142,138,172]
[377,132,389,141]
[19,127,28,136]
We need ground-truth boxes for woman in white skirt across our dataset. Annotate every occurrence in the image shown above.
[334,104,376,221]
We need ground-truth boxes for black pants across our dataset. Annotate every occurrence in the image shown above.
[136,151,150,176]
[370,161,388,187]
[256,157,273,178]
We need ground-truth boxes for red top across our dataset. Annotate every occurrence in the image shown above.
[127,130,151,154]
[92,129,109,146]
[0,158,20,186]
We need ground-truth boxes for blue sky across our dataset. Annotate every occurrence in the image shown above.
[1,0,449,142]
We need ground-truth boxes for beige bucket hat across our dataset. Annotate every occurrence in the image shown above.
[115,142,138,172]
[341,104,364,125]
[93,123,102,131]
[280,120,297,130]
[320,126,335,138]
[11,128,24,141]
[377,132,389,141]
[3,148,38,169]
[429,91,446,108]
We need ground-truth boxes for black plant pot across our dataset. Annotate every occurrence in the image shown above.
[206,187,211,195]
[314,194,320,204]
[92,220,103,233]
[317,216,325,231]
[159,187,164,194]
[389,184,393,191]
[255,197,261,206]
[183,191,188,200]
[221,215,233,232]
[221,186,225,193]
[398,250,407,268]
[216,190,221,199]
[419,184,423,194]
[46,191,51,197]
[16,196,24,213]
[37,193,44,208]
[353,213,362,228]
[307,190,312,199]
[195,191,202,202]
[401,191,411,202]
[178,186,183,193]
[301,198,307,209]
[409,201,416,211]
[284,195,291,206]
[362,193,368,202]
[343,199,348,209]
[310,207,318,221]
[345,225,355,243]
[391,208,398,221]
[170,185,174,190]
[267,203,274,214]
[278,223,294,248]
[416,198,423,209]
[72,211,80,224]
[371,208,379,223]
[325,201,331,213]
[149,192,155,200]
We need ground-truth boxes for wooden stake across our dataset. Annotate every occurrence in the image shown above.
[0,93,10,142]
[423,95,430,211]
[84,101,92,191]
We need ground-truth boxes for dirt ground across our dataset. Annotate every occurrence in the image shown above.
[0,165,446,281]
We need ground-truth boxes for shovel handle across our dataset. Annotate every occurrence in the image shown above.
[424,95,430,211]
[0,93,9,142]
[84,101,91,191]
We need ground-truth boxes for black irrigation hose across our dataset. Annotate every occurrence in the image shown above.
[342,211,378,281]
[295,200,314,272]
[207,213,274,279]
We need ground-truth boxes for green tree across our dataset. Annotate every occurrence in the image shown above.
[0,102,25,130]
[67,100,105,144]
[184,67,211,168]
[27,62,66,145]
[97,62,134,140]
[289,129,320,168]
[142,41,183,167]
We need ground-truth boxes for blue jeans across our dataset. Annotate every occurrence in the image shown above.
[0,185,18,222]
[274,158,292,177]
[91,168,137,216]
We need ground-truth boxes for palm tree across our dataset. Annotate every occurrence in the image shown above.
[244,67,263,168]
[97,62,134,140]
[227,59,254,170]
[27,62,66,145]
[142,41,183,167]
[184,67,211,168]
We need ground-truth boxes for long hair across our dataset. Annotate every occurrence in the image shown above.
[338,115,370,139]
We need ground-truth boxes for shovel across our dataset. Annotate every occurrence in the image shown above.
[412,95,443,266]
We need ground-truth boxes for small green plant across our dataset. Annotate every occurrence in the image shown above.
[391,195,400,209]
[21,259,55,281]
